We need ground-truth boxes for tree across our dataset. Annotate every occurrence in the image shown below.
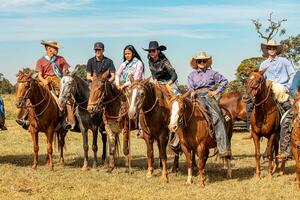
[252,12,287,42]
[281,34,300,68]
[0,73,14,94]
[74,64,87,80]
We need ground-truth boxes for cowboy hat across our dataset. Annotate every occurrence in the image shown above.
[261,39,283,57]
[41,40,63,49]
[143,41,167,51]
[190,51,212,69]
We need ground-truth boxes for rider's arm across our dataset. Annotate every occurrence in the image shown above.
[108,60,116,82]
[285,58,296,89]
[86,59,93,81]
[214,71,228,94]
[115,63,125,86]
[164,59,177,85]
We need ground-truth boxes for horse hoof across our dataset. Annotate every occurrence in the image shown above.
[199,182,205,188]
[227,171,232,179]
[185,177,193,185]
[82,166,89,171]
[49,165,54,171]
[146,171,152,178]
[92,163,97,169]
[107,167,114,173]
[60,161,65,167]
[31,165,37,170]
[170,167,178,174]
[160,176,169,183]
[279,171,285,176]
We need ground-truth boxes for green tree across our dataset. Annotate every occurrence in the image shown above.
[281,34,300,68]
[0,73,14,94]
[74,64,87,80]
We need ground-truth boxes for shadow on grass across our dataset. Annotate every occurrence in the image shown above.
[0,154,52,167]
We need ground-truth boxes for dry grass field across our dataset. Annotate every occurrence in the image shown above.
[0,94,300,200]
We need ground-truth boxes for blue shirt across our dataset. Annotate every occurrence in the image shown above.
[290,70,300,99]
[259,56,295,88]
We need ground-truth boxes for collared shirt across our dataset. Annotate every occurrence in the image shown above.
[259,56,295,88]
[115,58,144,86]
[35,55,70,78]
[187,68,228,94]
[86,56,115,75]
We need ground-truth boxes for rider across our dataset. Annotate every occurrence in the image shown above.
[86,42,116,82]
[188,51,231,157]
[115,45,144,90]
[0,95,7,130]
[16,40,74,130]
[244,39,295,140]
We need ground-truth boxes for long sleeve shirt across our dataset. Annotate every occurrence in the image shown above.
[115,58,144,86]
[149,57,177,83]
[259,56,295,89]
[289,70,300,99]
[187,68,228,94]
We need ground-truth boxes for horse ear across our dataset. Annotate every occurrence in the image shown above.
[129,74,134,84]
[142,77,150,85]
[102,70,110,80]
[182,90,191,99]
[259,67,268,75]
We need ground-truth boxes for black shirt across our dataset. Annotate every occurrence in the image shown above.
[86,56,116,75]
[149,56,177,83]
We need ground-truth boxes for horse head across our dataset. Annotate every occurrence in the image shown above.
[87,70,110,113]
[127,78,149,120]
[15,70,37,108]
[246,68,268,101]
[168,91,190,132]
[58,73,76,109]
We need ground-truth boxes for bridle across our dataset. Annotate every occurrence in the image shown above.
[247,74,271,107]
[170,97,195,128]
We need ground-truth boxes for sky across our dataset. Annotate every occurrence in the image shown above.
[0,0,300,84]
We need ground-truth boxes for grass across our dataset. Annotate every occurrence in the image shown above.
[0,94,300,200]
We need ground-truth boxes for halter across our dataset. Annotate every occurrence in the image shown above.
[171,97,195,128]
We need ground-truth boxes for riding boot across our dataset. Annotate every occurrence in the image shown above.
[277,109,293,160]
[16,108,29,130]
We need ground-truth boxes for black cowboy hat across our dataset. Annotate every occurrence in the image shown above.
[143,41,167,51]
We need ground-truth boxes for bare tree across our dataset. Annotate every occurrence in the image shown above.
[252,12,287,41]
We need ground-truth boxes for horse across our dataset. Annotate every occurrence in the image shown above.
[58,72,107,170]
[126,78,176,182]
[291,93,300,189]
[15,71,67,170]
[168,90,233,186]
[219,92,247,122]
[246,69,285,178]
[87,71,133,173]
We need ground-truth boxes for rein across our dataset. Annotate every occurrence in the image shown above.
[254,86,271,107]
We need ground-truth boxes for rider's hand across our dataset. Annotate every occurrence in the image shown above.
[117,85,125,90]
[42,79,49,86]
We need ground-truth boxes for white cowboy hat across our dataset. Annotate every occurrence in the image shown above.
[261,39,283,57]
[41,40,63,49]
[190,51,212,69]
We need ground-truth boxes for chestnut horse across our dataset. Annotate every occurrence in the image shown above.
[246,69,285,178]
[219,92,247,122]
[127,79,176,182]
[168,91,233,186]
[291,94,300,189]
[15,71,66,170]
[87,71,133,173]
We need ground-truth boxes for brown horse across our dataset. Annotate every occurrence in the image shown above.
[246,69,284,178]
[291,94,300,189]
[219,92,247,122]
[87,71,133,173]
[127,79,178,182]
[168,91,233,186]
[15,71,66,170]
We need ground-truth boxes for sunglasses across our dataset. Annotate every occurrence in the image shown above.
[266,46,277,50]
[95,49,103,52]
[196,59,208,64]
[149,49,157,53]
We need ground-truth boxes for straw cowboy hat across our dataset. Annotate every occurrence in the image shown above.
[261,39,283,57]
[190,51,212,69]
[41,40,63,49]
[143,41,167,51]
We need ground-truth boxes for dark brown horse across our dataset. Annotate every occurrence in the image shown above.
[291,94,300,189]
[15,71,66,170]
[126,79,176,182]
[168,91,233,186]
[219,92,247,122]
[246,69,284,178]
[87,71,133,173]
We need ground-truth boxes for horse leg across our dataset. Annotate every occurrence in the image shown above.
[101,130,107,163]
[292,145,300,189]
[30,129,39,170]
[158,134,168,182]
[92,128,98,169]
[81,129,89,171]
[171,154,179,174]
[252,133,261,179]
[145,137,154,178]
[197,143,206,187]
[267,134,276,177]
[225,157,232,178]
[46,131,54,171]
[181,145,192,184]
[59,131,66,166]
[122,128,130,174]
[106,125,116,173]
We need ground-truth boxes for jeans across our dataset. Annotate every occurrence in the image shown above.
[279,102,293,156]
[197,95,231,155]
[246,101,254,130]
[0,97,5,125]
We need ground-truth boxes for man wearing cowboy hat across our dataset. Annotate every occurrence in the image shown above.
[16,40,75,130]
[244,39,296,158]
[188,51,231,157]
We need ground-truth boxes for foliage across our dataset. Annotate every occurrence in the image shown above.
[281,34,300,68]
[0,73,14,94]
[74,64,87,80]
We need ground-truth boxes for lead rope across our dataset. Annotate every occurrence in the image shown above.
[128,119,132,174]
